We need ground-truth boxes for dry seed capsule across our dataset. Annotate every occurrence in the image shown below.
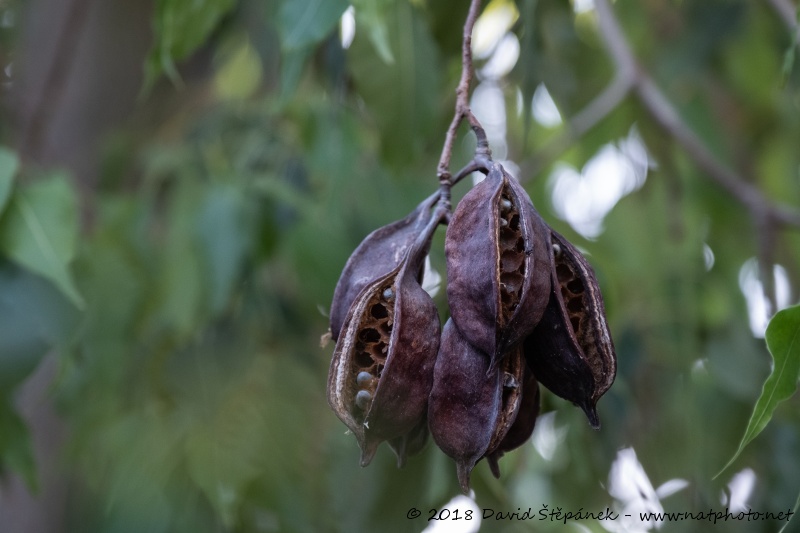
[524,228,616,429]
[327,213,441,466]
[445,163,550,369]
[428,320,526,493]
[330,192,438,341]
[428,319,502,494]
[486,365,540,478]
[387,417,430,468]
[482,347,525,466]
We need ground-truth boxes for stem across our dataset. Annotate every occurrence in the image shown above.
[18,0,93,161]
[593,0,800,228]
[436,0,491,211]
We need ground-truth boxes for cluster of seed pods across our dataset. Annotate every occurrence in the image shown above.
[327,161,617,492]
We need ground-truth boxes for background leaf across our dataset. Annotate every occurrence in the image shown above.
[0,174,83,308]
[145,0,237,88]
[276,0,349,51]
[0,398,36,491]
[347,1,442,167]
[0,146,17,214]
[718,304,800,476]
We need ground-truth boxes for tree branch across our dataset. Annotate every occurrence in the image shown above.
[593,0,800,229]
[522,72,634,180]
[18,0,94,161]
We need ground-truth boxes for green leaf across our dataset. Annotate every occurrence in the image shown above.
[0,147,18,215]
[0,174,84,309]
[351,0,395,64]
[144,0,237,89]
[156,182,205,337]
[0,260,79,392]
[277,0,348,51]
[0,397,37,492]
[279,46,313,102]
[347,1,441,166]
[716,304,800,477]
[780,7,799,86]
[195,183,255,315]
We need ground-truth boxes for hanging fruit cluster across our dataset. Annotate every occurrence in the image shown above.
[326,158,617,493]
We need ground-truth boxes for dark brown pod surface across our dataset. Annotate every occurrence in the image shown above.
[327,216,441,465]
[445,164,550,368]
[330,192,438,341]
[524,228,616,429]
[429,319,505,493]
[483,346,525,463]
[486,365,540,478]
[388,417,429,468]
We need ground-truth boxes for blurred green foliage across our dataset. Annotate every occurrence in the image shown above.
[2,0,800,531]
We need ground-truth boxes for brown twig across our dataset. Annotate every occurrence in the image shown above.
[592,0,800,229]
[436,0,490,208]
[18,0,94,161]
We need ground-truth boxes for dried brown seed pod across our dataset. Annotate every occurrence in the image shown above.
[486,364,540,478]
[445,163,550,369]
[428,319,526,493]
[428,319,500,493]
[330,192,439,341]
[327,213,441,466]
[483,346,525,462]
[388,417,429,468]
[524,228,616,429]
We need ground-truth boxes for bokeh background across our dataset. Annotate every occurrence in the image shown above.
[1,0,800,531]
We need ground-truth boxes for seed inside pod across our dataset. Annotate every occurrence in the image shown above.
[327,209,442,467]
[524,228,616,429]
[486,365,540,478]
[356,371,374,388]
[355,390,372,410]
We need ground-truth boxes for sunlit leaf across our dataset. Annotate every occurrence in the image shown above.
[717,304,800,477]
[213,37,263,100]
[0,174,84,308]
[0,146,18,215]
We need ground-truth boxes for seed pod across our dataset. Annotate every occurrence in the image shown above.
[330,192,439,341]
[388,417,429,468]
[327,213,441,466]
[486,365,540,478]
[524,229,616,429]
[445,163,550,369]
[428,319,525,493]
[428,319,499,493]
[483,346,525,462]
